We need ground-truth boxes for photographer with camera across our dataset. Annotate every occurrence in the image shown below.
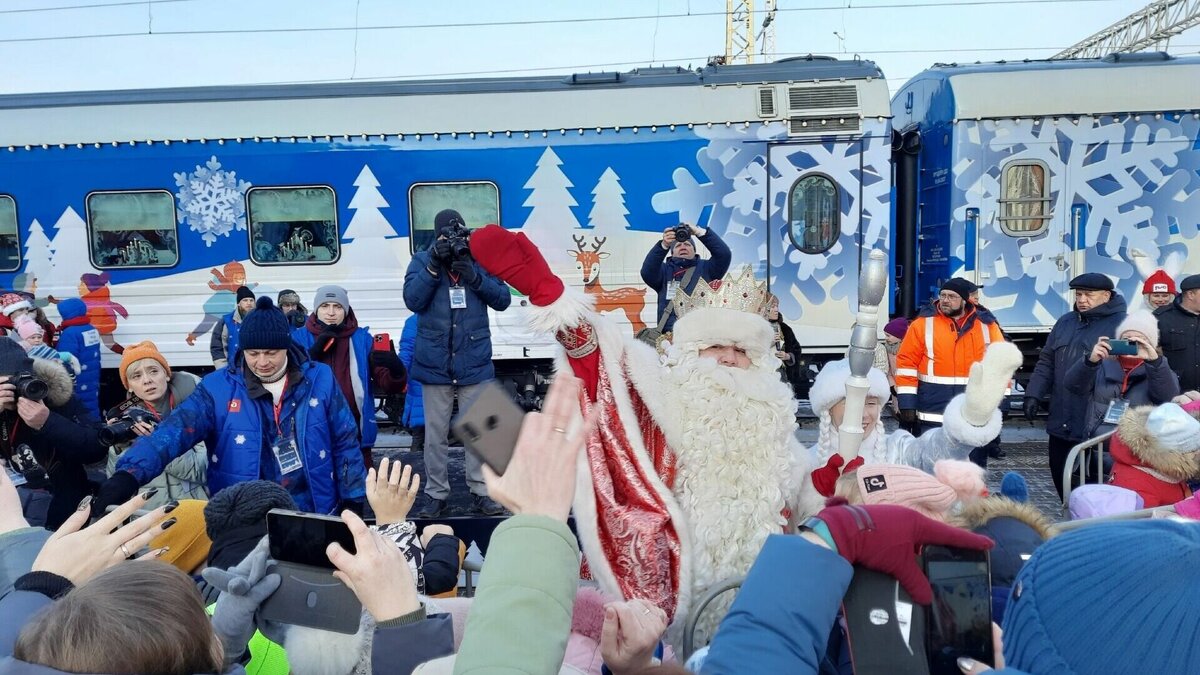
[105,341,208,510]
[639,222,731,336]
[0,339,107,530]
[403,209,511,518]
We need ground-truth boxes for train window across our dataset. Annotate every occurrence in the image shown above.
[85,191,179,268]
[787,174,840,254]
[408,181,500,254]
[999,161,1050,235]
[0,196,19,272]
[247,186,339,265]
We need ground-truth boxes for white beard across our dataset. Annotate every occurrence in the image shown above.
[656,350,800,643]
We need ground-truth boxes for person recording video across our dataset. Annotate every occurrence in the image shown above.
[640,222,731,335]
[403,209,511,518]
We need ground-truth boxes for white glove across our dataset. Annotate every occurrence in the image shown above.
[961,342,1023,427]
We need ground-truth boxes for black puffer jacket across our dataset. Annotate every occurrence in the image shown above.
[1064,354,1180,439]
[1025,294,1127,442]
[1155,298,1200,392]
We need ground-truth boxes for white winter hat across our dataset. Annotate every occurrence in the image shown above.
[1145,402,1200,453]
[809,359,891,416]
[1115,309,1160,346]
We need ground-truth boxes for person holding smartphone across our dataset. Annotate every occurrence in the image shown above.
[292,285,406,470]
[1064,309,1180,441]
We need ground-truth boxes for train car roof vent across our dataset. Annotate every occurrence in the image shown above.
[1101,51,1172,63]
[564,71,623,85]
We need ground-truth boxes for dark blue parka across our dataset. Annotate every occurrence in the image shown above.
[639,229,732,333]
[402,251,511,386]
[399,314,424,427]
[1026,293,1127,442]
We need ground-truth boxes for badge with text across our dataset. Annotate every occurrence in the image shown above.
[272,437,303,475]
[666,280,680,300]
[1103,398,1129,425]
[449,286,467,309]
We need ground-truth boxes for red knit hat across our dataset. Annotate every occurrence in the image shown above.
[1143,269,1176,295]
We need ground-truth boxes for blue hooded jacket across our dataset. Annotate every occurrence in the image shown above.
[53,298,101,418]
[398,314,424,427]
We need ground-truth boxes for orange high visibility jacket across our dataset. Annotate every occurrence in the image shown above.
[895,302,1007,423]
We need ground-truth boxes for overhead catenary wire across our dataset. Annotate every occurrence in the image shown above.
[0,0,200,15]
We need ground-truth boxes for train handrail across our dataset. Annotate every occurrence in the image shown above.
[682,575,745,662]
[1061,430,1115,513]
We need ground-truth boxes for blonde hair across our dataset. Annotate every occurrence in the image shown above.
[833,470,865,504]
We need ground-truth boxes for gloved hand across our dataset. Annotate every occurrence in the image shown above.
[816,500,994,604]
[430,240,453,266]
[961,341,1023,427]
[90,470,140,521]
[810,453,865,497]
[450,260,478,286]
[202,539,281,667]
[896,408,917,426]
[1022,397,1041,422]
[467,224,565,306]
[309,330,337,360]
[369,349,405,377]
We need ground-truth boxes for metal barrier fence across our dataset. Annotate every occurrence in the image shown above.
[1060,430,1115,513]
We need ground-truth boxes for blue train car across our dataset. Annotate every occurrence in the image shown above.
[0,56,892,394]
[892,53,1200,350]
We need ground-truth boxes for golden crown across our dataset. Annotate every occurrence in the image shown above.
[672,265,772,319]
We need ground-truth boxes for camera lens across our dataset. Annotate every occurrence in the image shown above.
[673,225,691,243]
[98,419,137,447]
[15,378,48,402]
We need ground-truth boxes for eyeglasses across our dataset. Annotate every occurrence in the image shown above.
[937,293,961,301]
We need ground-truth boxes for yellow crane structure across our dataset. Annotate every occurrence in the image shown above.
[722,0,777,65]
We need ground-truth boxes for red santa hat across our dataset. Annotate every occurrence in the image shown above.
[1142,269,1176,295]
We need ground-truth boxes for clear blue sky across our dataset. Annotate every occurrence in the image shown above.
[0,0,1196,95]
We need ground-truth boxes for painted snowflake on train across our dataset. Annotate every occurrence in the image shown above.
[652,123,891,319]
[174,156,252,246]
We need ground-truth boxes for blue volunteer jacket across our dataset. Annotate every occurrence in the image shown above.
[399,314,424,427]
[291,325,378,449]
[54,323,101,419]
[402,251,511,386]
[114,351,366,514]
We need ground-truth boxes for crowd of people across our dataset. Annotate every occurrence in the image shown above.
[3,213,1200,673]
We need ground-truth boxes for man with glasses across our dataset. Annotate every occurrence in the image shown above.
[1024,272,1127,498]
[895,278,1007,468]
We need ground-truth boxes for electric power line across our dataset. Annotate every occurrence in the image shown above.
[0,0,200,15]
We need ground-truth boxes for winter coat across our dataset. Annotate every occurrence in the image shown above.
[952,498,1053,625]
[54,304,101,419]
[1064,355,1180,440]
[452,515,581,674]
[399,315,424,428]
[1155,298,1200,392]
[639,229,732,333]
[1108,405,1200,508]
[114,349,366,514]
[771,319,803,397]
[1026,294,1128,442]
[402,251,511,386]
[210,310,243,369]
[292,313,379,449]
[105,372,208,508]
[0,528,51,597]
[0,357,106,530]
[895,302,1007,423]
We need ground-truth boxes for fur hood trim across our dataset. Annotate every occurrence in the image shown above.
[1117,405,1200,481]
[671,307,775,364]
[528,286,596,334]
[952,497,1055,541]
[31,357,74,408]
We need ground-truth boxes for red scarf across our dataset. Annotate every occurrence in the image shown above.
[59,315,90,330]
[305,310,360,422]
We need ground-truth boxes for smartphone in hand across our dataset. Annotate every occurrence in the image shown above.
[1106,339,1139,356]
[260,509,362,634]
[452,381,526,476]
[923,545,994,675]
[373,333,392,352]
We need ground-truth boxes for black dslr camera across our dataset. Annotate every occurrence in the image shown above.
[99,397,158,446]
[444,221,472,261]
[672,224,692,244]
[10,372,48,402]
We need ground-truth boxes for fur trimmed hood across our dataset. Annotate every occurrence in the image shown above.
[953,497,1055,541]
[1115,405,1200,481]
[31,356,75,408]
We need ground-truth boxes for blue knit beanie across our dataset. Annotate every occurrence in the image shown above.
[237,296,292,351]
[58,297,87,321]
[1002,520,1200,673]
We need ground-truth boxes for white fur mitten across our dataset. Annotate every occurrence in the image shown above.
[961,342,1023,427]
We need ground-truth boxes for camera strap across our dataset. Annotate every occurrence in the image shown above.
[658,267,697,331]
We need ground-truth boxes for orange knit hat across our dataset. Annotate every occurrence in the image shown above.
[119,340,172,389]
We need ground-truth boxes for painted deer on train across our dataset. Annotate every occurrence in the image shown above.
[568,234,648,333]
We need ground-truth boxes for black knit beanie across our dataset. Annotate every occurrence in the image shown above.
[237,297,292,351]
[940,277,977,302]
[235,286,255,303]
[203,480,296,540]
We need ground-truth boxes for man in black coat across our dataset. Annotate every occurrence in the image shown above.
[1155,274,1200,393]
[1023,273,1127,498]
[0,339,106,529]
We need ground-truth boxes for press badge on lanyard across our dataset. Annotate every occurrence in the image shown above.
[1103,398,1129,425]
[666,280,680,299]
[450,286,467,309]
[271,386,303,475]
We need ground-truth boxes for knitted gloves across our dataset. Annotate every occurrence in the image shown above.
[817,499,993,604]
[961,341,1023,427]
[468,224,564,306]
[203,539,281,667]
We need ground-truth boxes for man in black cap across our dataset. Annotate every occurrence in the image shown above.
[1155,273,1200,392]
[403,209,511,517]
[95,297,367,517]
[895,277,1007,467]
[1025,272,1127,498]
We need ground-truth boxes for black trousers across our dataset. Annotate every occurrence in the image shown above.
[1048,434,1076,500]
[916,421,988,469]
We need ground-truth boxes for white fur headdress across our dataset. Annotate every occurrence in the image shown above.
[809,358,891,416]
[670,265,775,362]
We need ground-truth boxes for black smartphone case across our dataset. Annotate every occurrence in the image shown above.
[258,560,363,634]
[842,567,929,675]
[452,381,526,475]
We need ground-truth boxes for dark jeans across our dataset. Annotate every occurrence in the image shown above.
[916,421,988,469]
[1048,434,1076,500]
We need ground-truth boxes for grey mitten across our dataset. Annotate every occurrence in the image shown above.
[202,538,281,667]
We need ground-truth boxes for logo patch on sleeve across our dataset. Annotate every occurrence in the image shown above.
[228,399,242,413]
[863,475,888,493]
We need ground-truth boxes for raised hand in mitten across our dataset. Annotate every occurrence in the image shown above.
[203,538,281,667]
[450,260,479,286]
[961,341,1023,427]
[309,330,337,360]
[811,454,865,497]
[816,501,993,604]
[467,224,564,306]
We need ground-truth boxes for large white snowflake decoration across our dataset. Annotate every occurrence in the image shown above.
[174,156,252,246]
